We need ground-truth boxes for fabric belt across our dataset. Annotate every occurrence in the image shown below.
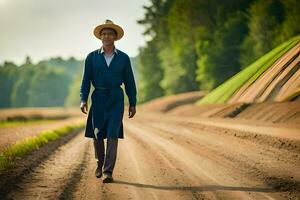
[95,86,109,90]
[94,86,120,90]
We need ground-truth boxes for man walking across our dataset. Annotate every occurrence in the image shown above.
[80,19,137,183]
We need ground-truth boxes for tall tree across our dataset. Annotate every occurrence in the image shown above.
[276,0,300,43]
[137,0,170,100]
[11,65,35,107]
[64,73,82,107]
[239,0,284,67]
[0,62,18,107]
[159,0,200,94]
[137,39,164,102]
[196,11,249,90]
[27,67,71,107]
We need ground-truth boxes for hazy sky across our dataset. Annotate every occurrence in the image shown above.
[0,0,149,65]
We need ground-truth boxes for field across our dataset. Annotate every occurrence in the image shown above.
[0,97,299,199]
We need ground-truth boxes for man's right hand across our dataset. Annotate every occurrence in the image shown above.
[80,102,88,114]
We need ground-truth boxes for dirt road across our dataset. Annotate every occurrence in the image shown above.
[2,113,300,200]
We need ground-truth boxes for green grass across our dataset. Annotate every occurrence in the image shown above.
[197,35,300,105]
[0,119,58,127]
[0,122,85,174]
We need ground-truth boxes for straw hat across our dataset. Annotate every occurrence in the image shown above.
[93,19,124,40]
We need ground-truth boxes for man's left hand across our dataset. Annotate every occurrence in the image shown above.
[128,106,136,118]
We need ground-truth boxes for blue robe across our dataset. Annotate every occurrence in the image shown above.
[80,49,137,139]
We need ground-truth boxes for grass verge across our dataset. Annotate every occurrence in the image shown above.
[0,122,85,174]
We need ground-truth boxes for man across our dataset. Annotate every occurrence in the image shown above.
[80,19,137,183]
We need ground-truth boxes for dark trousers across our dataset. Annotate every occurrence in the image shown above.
[93,138,118,174]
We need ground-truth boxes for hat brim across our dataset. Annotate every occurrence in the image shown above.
[93,24,124,41]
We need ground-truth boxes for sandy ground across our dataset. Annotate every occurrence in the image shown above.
[166,100,300,128]
[1,112,300,200]
[140,91,207,112]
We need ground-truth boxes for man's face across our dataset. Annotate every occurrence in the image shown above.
[100,28,117,46]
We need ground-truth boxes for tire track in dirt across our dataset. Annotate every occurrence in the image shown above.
[142,118,300,181]
[125,118,292,200]
[73,125,205,200]
[118,130,205,200]
[72,136,143,200]
[145,116,300,199]
[4,132,90,200]
[152,116,300,191]
[0,128,84,198]
[126,123,257,200]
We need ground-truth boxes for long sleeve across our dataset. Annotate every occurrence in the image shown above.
[80,54,92,102]
[123,56,137,106]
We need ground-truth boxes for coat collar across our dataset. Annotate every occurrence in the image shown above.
[98,46,118,55]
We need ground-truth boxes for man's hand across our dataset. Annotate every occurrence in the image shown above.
[80,101,88,114]
[128,106,136,118]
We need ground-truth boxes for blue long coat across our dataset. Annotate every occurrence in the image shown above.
[80,48,137,139]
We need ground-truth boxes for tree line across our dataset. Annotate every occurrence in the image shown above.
[136,0,300,103]
[0,56,83,108]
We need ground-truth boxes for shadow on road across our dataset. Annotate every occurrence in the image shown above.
[113,180,275,193]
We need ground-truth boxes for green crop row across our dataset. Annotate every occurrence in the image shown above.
[197,35,300,105]
[0,122,85,174]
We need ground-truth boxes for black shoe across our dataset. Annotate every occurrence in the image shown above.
[102,173,113,183]
[95,166,102,178]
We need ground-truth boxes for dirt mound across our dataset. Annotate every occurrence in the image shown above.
[139,91,207,113]
[168,98,300,127]
[228,42,300,103]
[140,88,300,127]
[167,103,240,117]
[230,100,300,124]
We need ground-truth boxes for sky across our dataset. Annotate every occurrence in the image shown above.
[0,0,150,65]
